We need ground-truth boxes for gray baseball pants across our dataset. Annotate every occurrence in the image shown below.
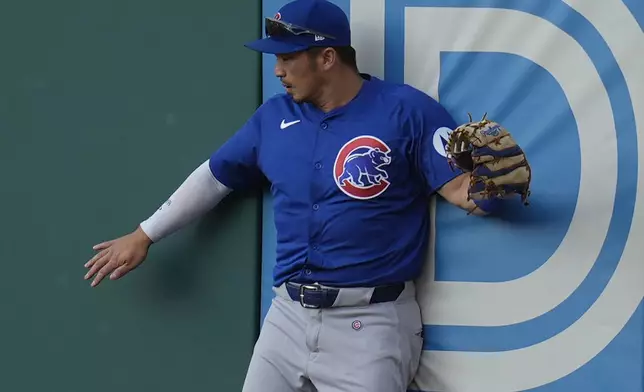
[241,281,424,392]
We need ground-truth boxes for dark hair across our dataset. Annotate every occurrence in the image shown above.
[307,46,358,71]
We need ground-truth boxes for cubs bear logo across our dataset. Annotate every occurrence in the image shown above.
[333,135,392,200]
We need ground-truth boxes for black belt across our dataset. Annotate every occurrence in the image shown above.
[285,282,406,309]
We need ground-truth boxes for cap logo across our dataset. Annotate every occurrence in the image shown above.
[274,12,281,20]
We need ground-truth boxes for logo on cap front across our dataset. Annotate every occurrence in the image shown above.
[274,12,281,20]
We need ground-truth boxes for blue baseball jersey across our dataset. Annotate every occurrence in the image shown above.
[209,74,462,287]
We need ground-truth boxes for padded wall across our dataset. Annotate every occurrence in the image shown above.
[1,1,262,391]
[259,1,644,391]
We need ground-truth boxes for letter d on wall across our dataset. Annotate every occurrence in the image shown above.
[351,1,643,391]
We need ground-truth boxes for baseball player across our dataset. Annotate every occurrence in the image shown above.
[84,0,531,391]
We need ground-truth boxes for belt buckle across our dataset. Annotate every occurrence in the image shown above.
[299,284,321,309]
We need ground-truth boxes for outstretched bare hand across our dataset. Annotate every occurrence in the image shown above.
[84,226,153,287]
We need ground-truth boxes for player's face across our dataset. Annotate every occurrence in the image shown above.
[274,50,324,103]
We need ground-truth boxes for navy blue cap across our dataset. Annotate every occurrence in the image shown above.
[244,0,351,54]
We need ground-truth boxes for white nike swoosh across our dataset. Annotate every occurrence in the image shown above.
[280,119,301,129]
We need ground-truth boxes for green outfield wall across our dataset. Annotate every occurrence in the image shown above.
[0,1,262,391]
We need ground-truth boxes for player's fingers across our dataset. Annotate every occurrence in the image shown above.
[91,259,121,287]
[92,240,113,251]
[109,263,133,281]
[84,248,107,269]
[84,251,110,280]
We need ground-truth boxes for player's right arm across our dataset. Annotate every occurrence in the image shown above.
[83,107,265,287]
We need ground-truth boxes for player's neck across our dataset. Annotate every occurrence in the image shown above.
[314,70,363,113]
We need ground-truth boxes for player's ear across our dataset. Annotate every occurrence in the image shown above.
[320,47,337,71]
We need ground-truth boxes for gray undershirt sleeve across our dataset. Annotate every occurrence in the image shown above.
[139,159,231,242]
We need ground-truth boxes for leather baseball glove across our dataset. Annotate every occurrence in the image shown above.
[445,113,532,205]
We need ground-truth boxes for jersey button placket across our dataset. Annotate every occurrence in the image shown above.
[307,117,330,270]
